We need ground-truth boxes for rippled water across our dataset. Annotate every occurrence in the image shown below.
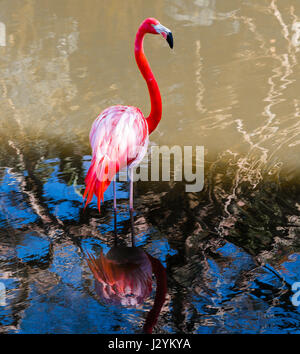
[0,0,300,333]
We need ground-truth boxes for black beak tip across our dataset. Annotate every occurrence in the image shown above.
[166,32,173,49]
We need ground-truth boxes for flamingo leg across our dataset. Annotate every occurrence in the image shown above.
[113,178,118,243]
[129,168,135,246]
[129,168,134,211]
[113,178,117,211]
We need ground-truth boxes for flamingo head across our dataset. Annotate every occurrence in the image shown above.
[142,18,173,49]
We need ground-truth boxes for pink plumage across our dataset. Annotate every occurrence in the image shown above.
[83,105,148,211]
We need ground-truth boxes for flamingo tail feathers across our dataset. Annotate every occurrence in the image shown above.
[83,155,119,212]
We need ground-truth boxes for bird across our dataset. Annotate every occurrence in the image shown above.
[83,18,173,221]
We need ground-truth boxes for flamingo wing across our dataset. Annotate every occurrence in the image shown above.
[83,105,149,211]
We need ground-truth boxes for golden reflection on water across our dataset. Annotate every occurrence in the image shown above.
[0,0,299,177]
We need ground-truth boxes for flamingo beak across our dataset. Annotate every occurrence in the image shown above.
[166,32,173,49]
[153,24,174,49]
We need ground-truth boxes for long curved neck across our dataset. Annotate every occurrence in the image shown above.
[135,27,162,135]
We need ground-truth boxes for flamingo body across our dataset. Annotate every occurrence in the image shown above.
[84,105,148,210]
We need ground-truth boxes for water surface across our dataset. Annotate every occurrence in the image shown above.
[0,0,300,333]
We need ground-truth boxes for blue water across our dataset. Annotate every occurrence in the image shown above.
[0,158,299,334]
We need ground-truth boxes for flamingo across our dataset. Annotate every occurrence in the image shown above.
[83,18,173,228]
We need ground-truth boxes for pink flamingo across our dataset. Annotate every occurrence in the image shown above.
[83,18,173,225]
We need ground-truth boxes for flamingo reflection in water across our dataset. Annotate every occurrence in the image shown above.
[86,241,167,333]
